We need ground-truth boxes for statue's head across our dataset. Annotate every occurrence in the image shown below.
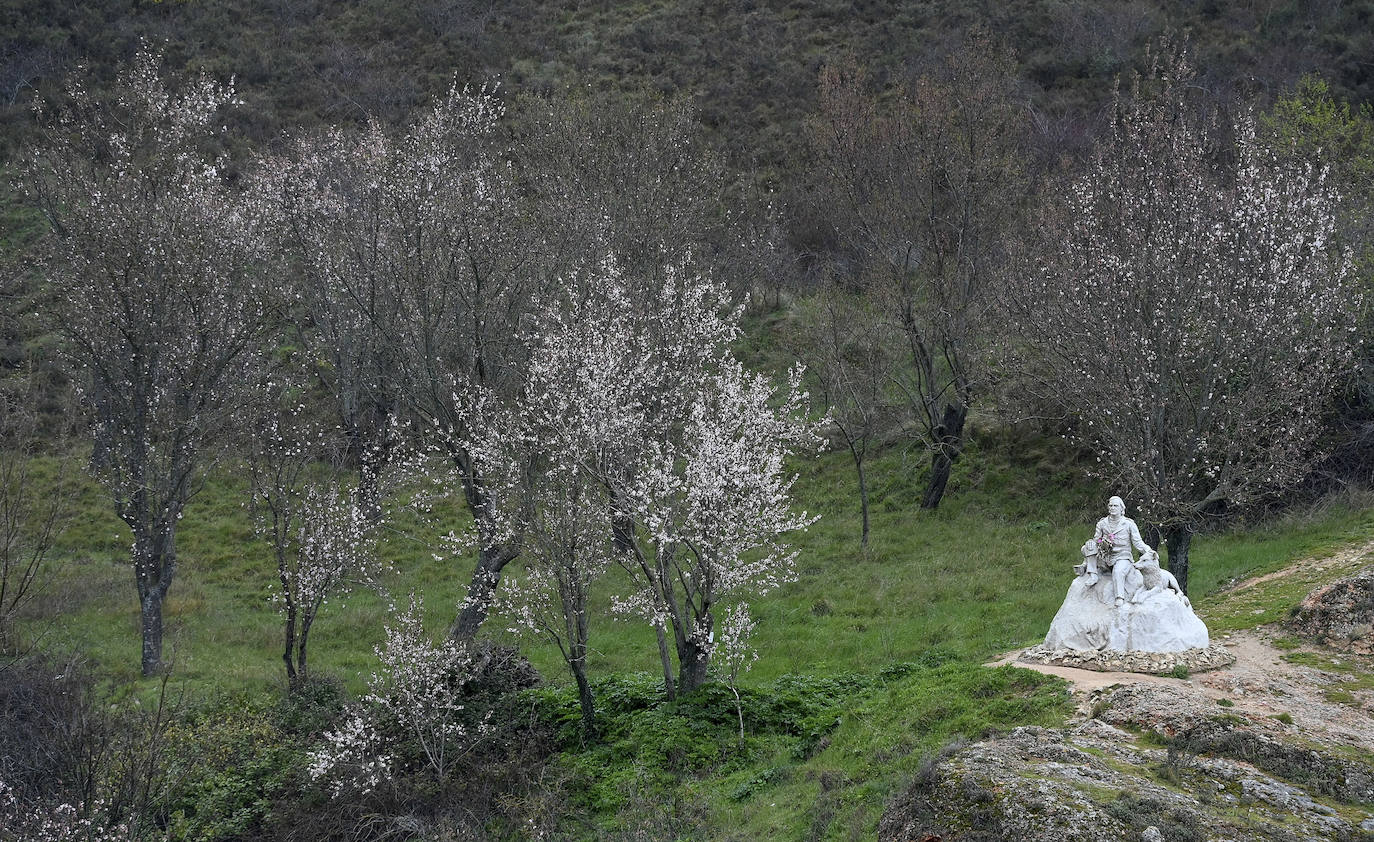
[1134,550,1160,570]
[1107,496,1125,516]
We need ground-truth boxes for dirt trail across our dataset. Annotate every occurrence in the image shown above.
[1219,537,1374,594]
[994,565,1374,747]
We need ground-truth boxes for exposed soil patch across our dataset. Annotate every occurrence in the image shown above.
[996,627,1374,754]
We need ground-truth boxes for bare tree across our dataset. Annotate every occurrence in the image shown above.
[789,287,900,546]
[253,124,408,521]
[811,31,1028,510]
[0,366,70,654]
[1009,42,1359,592]
[517,92,760,305]
[24,49,267,675]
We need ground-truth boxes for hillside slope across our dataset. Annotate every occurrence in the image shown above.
[889,549,1374,842]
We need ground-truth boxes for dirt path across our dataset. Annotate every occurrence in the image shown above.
[1220,537,1374,594]
[992,626,1374,755]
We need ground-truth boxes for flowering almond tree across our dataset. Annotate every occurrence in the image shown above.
[308,594,486,797]
[468,259,817,701]
[248,428,379,685]
[24,50,266,675]
[469,262,669,733]
[1012,44,1359,592]
[256,83,538,640]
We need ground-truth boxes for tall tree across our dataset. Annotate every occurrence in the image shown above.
[24,49,267,676]
[811,31,1028,510]
[257,84,539,641]
[1010,43,1359,592]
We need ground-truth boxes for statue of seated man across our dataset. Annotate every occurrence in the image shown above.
[1094,496,1152,606]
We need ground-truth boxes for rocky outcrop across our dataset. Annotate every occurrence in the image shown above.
[1290,565,1374,654]
[879,683,1374,842]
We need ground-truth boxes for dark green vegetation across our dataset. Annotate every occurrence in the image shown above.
[4,0,1374,173]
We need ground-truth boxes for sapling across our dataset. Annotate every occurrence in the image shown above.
[717,603,759,743]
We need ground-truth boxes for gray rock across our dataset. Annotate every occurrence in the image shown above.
[879,691,1365,842]
[1018,642,1235,674]
[1290,565,1374,654]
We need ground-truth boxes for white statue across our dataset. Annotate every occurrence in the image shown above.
[1042,493,1210,653]
[1094,496,1151,606]
[1134,552,1190,608]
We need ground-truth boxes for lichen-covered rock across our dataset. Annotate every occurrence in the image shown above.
[1092,683,1374,804]
[1290,565,1374,654]
[878,684,1374,842]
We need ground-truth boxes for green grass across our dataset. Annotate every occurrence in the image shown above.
[546,661,1071,840]
[19,429,1374,699]
[12,426,1374,838]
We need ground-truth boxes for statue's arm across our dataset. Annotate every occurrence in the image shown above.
[1129,520,1151,553]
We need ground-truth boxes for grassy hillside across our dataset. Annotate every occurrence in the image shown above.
[3,0,1373,173]
[20,425,1374,695]
[10,423,1374,839]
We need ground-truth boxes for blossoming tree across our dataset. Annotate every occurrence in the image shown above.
[308,594,485,797]
[256,83,538,640]
[24,49,267,675]
[246,411,381,685]
[1012,43,1360,592]
[467,259,816,705]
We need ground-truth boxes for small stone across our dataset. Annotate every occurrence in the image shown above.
[1360,817,1374,832]
[1141,826,1164,842]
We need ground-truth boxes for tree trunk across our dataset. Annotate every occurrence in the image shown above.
[134,527,176,677]
[676,620,712,694]
[920,405,967,511]
[655,622,676,701]
[282,604,298,685]
[570,649,597,741]
[139,588,165,677]
[847,440,870,546]
[297,612,314,682]
[449,544,519,640]
[1165,527,1192,595]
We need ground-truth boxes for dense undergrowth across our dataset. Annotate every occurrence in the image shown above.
[7,421,1374,839]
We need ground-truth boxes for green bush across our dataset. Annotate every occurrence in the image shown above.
[160,697,307,842]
